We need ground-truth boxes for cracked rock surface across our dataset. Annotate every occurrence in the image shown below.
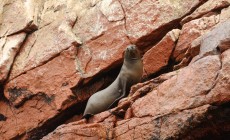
[0,0,230,139]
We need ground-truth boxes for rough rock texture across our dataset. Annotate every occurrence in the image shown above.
[0,0,36,37]
[43,49,230,139]
[197,19,230,58]
[143,29,180,77]
[0,33,26,82]
[0,0,230,140]
[5,46,81,107]
[8,10,81,80]
[173,4,230,68]
[173,15,219,62]
[181,0,230,25]
[120,0,205,46]
[72,0,204,81]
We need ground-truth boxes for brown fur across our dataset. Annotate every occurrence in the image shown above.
[83,45,143,118]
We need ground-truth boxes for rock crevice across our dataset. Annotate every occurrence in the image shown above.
[0,0,230,139]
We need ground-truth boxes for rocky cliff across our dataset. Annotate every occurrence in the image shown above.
[0,0,230,139]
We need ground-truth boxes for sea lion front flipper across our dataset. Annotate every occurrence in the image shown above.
[107,78,127,110]
[82,113,94,120]
[107,94,125,110]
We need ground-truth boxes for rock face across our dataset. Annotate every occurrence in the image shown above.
[173,2,230,68]
[181,0,230,25]
[0,33,26,83]
[0,0,230,139]
[143,29,180,77]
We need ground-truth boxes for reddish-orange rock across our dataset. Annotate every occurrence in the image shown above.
[5,46,81,107]
[0,0,34,37]
[142,29,180,77]
[219,37,230,52]
[42,104,230,139]
[42,39,230,140]
[207,49,230,104]
[190,18,230,65]
[174,5,230,67]
[43,117,115,140]
[114,105,221,140]
[9,14,81,80]
[70,0,202,83]
[133,55,221,118]
[120,0,204,46]
[73,0,125,43]
[1,46,79,139]
[1,0,230,139]
[63,0,130,82]
[75,25,130,81]
[1,45,113,139]
[0,33,26,83]
[198,19,230,57]
[124,107,133,119]
[0,94,57,140]
[181,0,230,25]
[173,15,219,62]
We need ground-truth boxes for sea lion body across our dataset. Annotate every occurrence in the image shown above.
[83,45,143,118]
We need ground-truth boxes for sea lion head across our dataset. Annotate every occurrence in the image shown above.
[124,45,141,61]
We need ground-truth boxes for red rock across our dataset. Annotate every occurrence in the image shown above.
[0,94,57,139]
[132,55,221,117]
[42,120,114,140]
[72,0,125,42]
[0,0,35,37]
[181,0,230,25]
[69,1,130,82]
[173,14,219,62]
[43,48,228,139]
[199,19,230,57]
[40,48,230,139]
[159,105,212,139]
[143,29,180,77]
[0,33,26,83]
[1,46,83,139]
[219,37,230,52]
[121,0,204,46]
[124,107,133,119]
[75,26,131,83]
[5,46,81,108]
[190,19,230,64]
[174,5,230,69]
[173,9,230,69]
[100,0,124,22]
[207,49,230,104]
[115,105,219,140]
[189,19,230,65]
[88,111,113,123]
[114,117,158,140]
[9,14,82,80]
[1,0,230,139]
[43,104,230,140]
[2,44,112,139]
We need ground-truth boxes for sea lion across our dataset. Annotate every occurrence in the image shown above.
[83,45,143,119]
